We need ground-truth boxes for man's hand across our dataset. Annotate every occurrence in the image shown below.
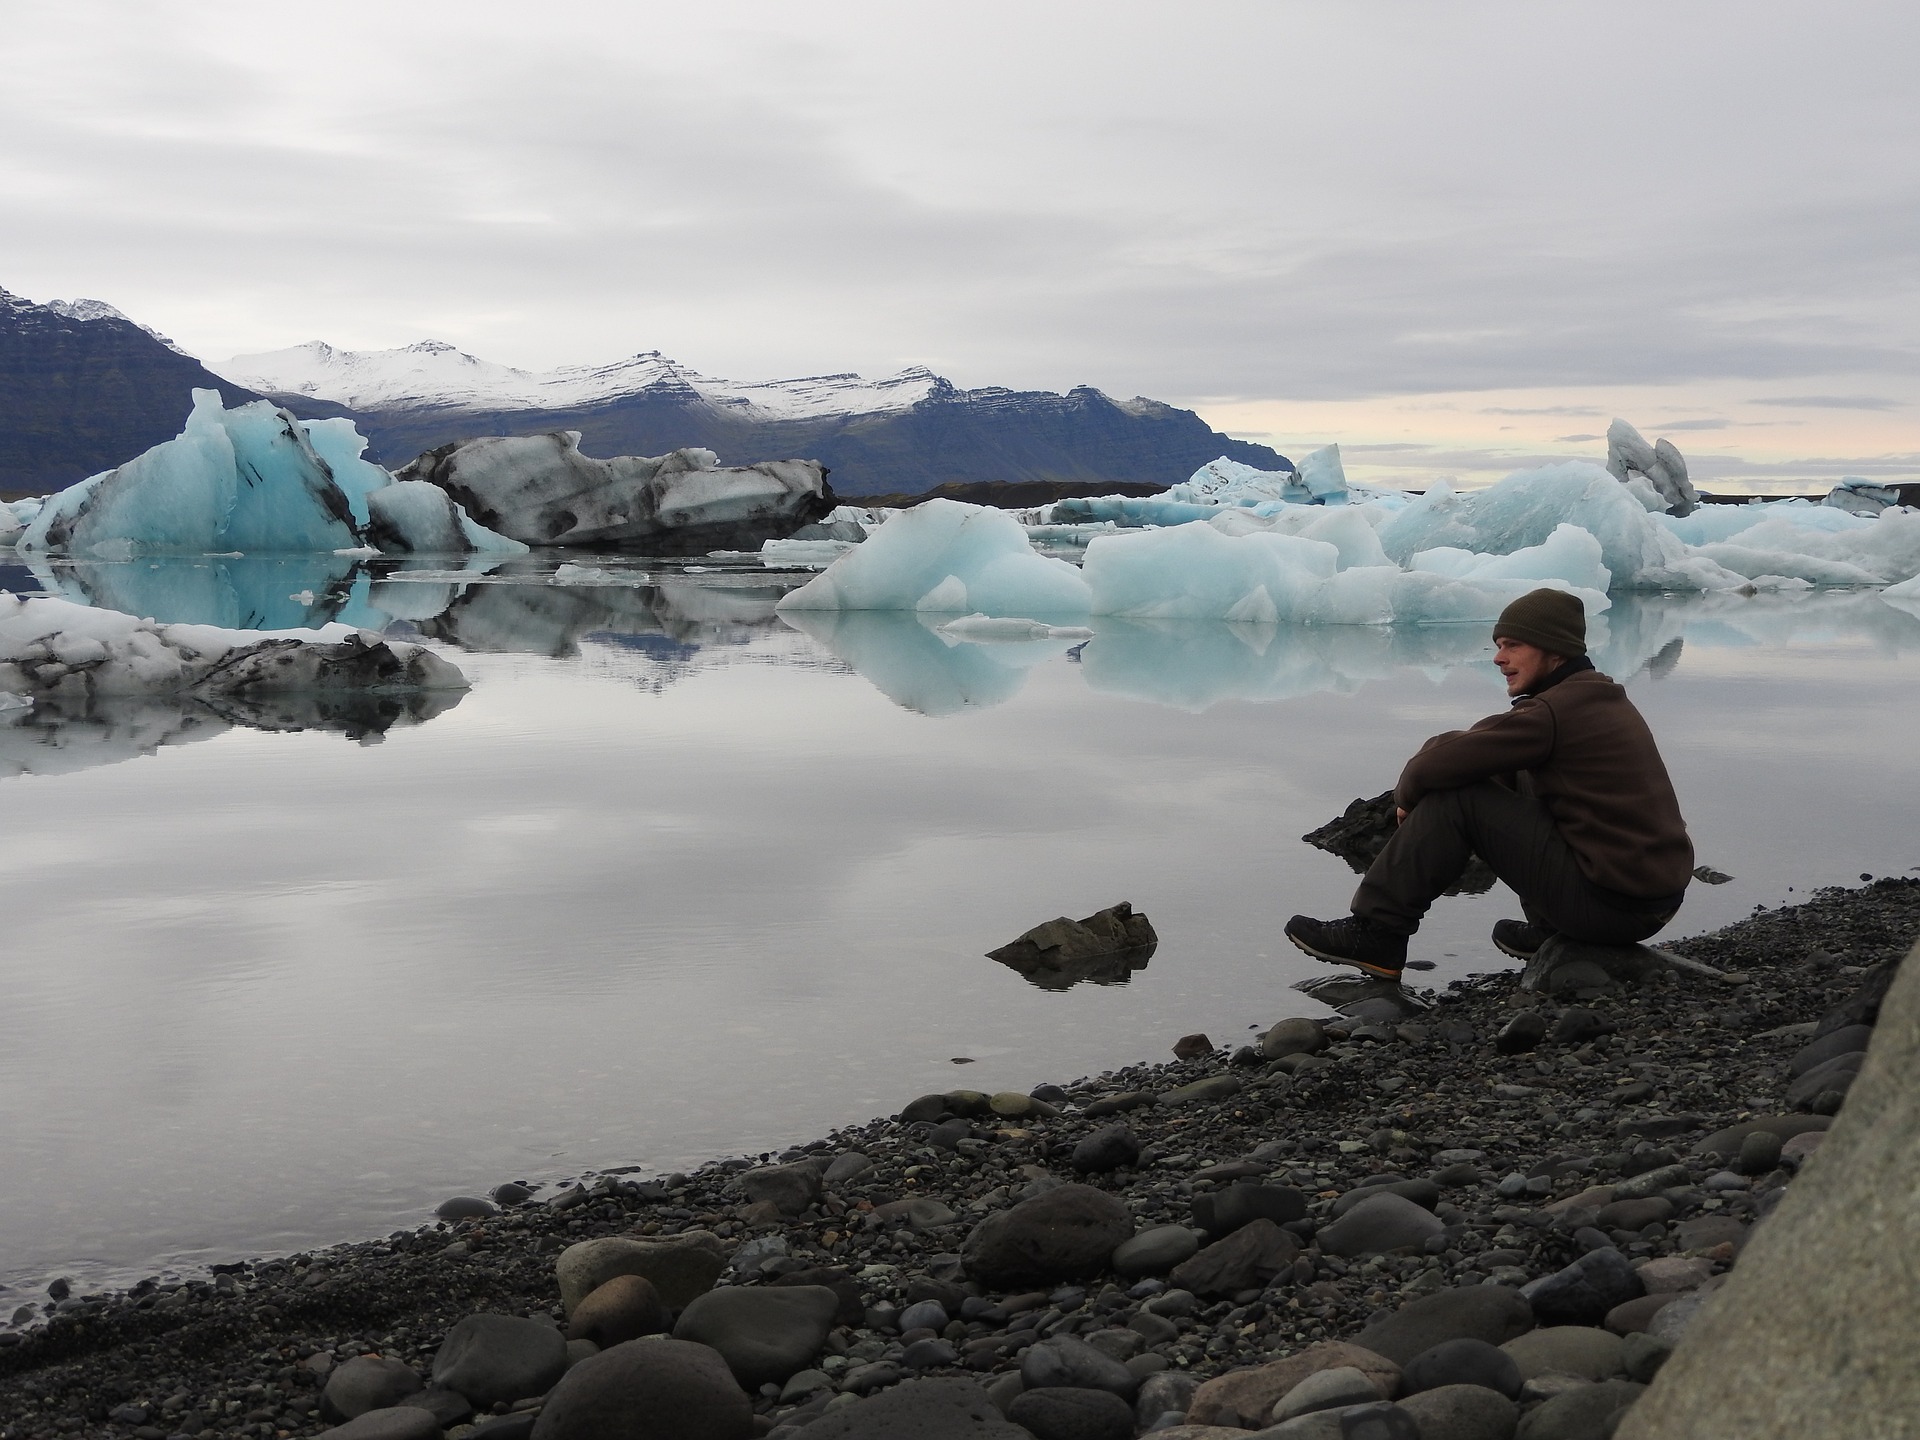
[1395,807,1408,825]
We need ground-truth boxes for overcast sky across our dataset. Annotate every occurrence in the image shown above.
[5,0,1916,487]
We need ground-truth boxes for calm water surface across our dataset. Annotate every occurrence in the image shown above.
[3,561,1918,1303]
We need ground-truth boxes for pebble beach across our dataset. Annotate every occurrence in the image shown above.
[2,877,1915,1440]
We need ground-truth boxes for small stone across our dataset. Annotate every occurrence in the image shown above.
[1620,1331,1671,1384]
[556,1237,726,1314]
[1780,1130,1826,1168]
[1071,1124,1142,1175]
[823,1153,874,1187]
[432,1314,568,1408]
[1495,1013,1548,1054]
[1634,1257,1712,1295]
[1020,1335,1138,1399]
[1167,1217,1299,1297]
[492,1183,535,1206]
[1602,1294,1672,1337]
[1172,1033,1215,1060]
[528,1337,752,1440]
[1647,1292,1711,1345]
[1784,1051,1865,1111]
[1319,1193,1445,1258]
[1008,1385,1136,1440]
[1395,1384,1519,1440]
[1193,1183,1309,1235]
[1113,1224,1202,1279]
[1500,1326,1624,1382]
[672,1285,841,1389]
[1336,1402,1421,1440]
[1158,1075,1242,1107]
[803,1377,1031,1438]
[1136,1370,1201,1427]
[1262,1017,1328,1060]
[436,1196,500,1220]
[903,1337,959,1369]
[1593,1197,1672,1231]
[1520,1248,1643,1328]
[1085,1327,1143,1363]
[1399,1338,1521,1398]
[1350,1286,1535,1367]
[318,1408,442,1440]
[898,1300,950,1332]
[1546,1008,1609,1045]
[1270,1367,1385,1423]
[323,1357,424,1422]
[1510,1379,1642,1439]
[1186,1343,1402,1429]
[1672,1215,1745,1252]
[962,1184,1135,1288]
[737,1161,824,1216]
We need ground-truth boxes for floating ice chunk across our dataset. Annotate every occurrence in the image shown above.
[551,563,630,585]
[22,390,362,557]
[365,479,527,555]
[1606,419,1698,516]
[1297,444,1349,502]
[777,499,1092,616]
[1378,463,1741,591]
[1085,522,1345,622]
[1411,523,1613,593]
[759,537,858,569]
[1658,498,1871,546]
[1161,456,1307,506]
[1823,477,1903,516]
[0,592,466,701]
[937,613,1094,642]
[1690,511,1920,586]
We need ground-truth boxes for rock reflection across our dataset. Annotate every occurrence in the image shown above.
[0,684,464,779]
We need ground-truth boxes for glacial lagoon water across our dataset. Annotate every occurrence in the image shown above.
[3,553,1920,1306]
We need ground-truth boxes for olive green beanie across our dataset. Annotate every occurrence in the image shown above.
[1493,588,1587,657]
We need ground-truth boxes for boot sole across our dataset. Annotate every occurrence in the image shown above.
[1492,937,1540,961]
[1285,931,1404,982]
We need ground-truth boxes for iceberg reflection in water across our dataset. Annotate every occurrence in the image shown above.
[789,589,1920,716]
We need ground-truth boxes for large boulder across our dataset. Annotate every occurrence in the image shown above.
[671,1285,840,1389]
[431,1314,567,1407]
[1318,1192,1445,1258]
[1619,944,1920,1438]
[556,1236,726,1313]
[528,1338,752,1440]
[961,1183,1134,1287]
[397,433,832,552]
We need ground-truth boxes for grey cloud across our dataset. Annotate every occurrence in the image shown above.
[1748,395,1907,410]
[1659,419,1733,431]
[1557,434,1604,443]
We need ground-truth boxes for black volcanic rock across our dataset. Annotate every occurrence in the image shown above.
[0,288,268,495]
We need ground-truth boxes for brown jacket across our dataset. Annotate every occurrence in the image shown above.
[1393,668,1694,899]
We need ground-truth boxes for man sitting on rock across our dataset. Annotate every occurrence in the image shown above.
[1285,588,1693,981]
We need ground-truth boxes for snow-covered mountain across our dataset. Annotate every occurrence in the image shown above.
[0,288,261,493]
[213,338,1290,496]
[217,340,942,421]
[4,282,1290,498]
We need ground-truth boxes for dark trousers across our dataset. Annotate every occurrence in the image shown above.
[1351,782,1676,944]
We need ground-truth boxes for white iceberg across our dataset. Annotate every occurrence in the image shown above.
[1605,418,1698,516]
[777,499,1092,616]
[365,480,529,556]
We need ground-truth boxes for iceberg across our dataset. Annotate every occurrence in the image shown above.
[396,432,833,552]
[17,390,522,561]
[0,593,467,709]
[1605,418,1698,516]
[777,499,1092,616]
[365,480,530,556]
[1161,456,1308,506]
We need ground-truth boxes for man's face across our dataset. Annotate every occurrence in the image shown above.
[1494,637,1562,697]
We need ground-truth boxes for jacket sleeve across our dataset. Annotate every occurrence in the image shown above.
[1394,701,1557,809]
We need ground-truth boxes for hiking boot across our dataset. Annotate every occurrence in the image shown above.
[1492,918,1556,960]
[1284,914,1407,980]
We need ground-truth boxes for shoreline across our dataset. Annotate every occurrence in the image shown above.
[1,877,1915,1439]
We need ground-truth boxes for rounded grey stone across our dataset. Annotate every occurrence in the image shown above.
[528,1338,752,1440]
[1020,1336,1138,1399]
[672,1284,840,1389]
[319,1408,442,1440]
[323,1357,424,1422]
[432,1314,567,1407]
[1007,1385,1135,1440]
[1395,1384,1519,1440]
[1113,1225,1201,1279]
